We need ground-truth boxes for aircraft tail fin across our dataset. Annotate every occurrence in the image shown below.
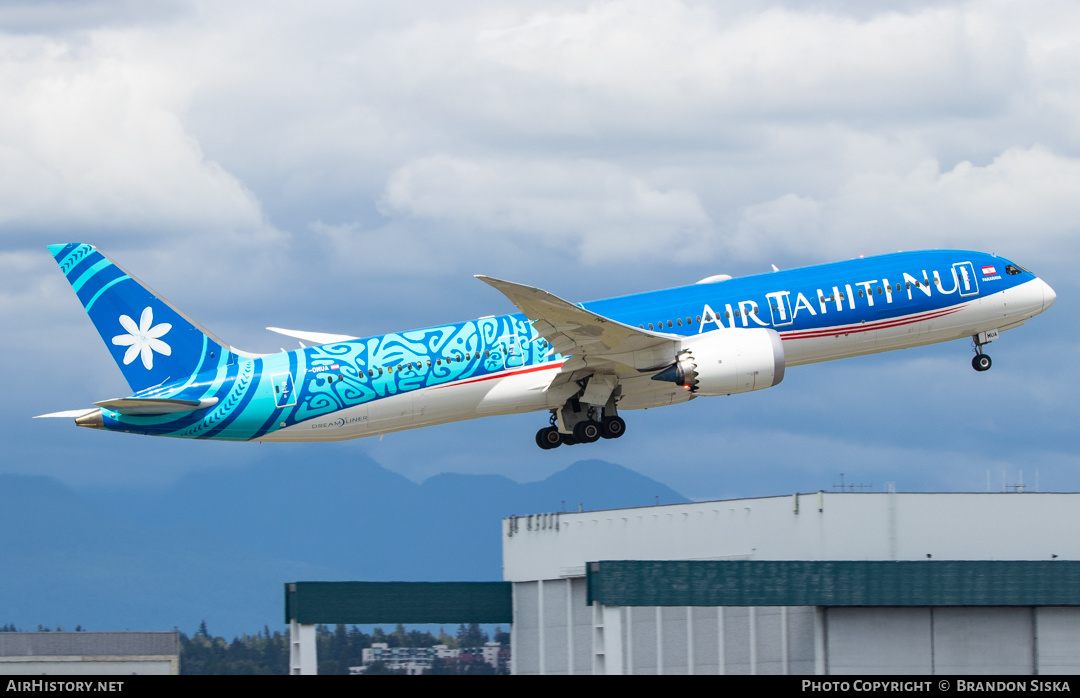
[48,243,243,393]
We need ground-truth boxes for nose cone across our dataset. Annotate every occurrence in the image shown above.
[1041,278,1057,311]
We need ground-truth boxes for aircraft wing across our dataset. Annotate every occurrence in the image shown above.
[475,276,681,386]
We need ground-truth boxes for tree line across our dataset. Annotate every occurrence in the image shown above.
[2,621,507,674]
[181,622,505,674]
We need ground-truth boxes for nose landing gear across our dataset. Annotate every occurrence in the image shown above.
[971,329,998,372]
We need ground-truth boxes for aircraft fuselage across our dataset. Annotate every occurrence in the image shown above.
[43,246,1055,446]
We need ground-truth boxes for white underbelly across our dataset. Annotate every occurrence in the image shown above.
[258,364,564,442]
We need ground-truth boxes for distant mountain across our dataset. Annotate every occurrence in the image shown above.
[0,474,335,638]
[1,457,687,637]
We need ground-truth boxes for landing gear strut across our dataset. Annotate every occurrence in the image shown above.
[971,330,996,372]
[535,393,626,450]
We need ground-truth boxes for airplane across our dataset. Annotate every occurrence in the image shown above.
[37,243,1055,449]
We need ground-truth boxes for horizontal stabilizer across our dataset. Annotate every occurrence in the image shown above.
[266,327,359,344]
[34,409,98,419]
[93,397,219,415]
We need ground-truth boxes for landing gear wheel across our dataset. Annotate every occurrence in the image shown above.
[972,354,992,372]
[601,416,626,439]
[560,433,579,446]
[573,421,601,444]
[536,426,562,450]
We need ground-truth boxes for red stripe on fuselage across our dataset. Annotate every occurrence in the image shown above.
[779,305,962,341]
[425,306,964,388]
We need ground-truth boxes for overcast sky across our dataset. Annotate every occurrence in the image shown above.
[3,0,1077,500]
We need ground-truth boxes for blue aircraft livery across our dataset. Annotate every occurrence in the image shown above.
[38,244,1055,449]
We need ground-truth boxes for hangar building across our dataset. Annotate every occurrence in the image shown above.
[502,492,1080,675]
[0,632,179,675]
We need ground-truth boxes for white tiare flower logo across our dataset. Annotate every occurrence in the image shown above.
[111,306,172,369]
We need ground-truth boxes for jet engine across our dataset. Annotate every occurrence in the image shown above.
[652,328,785,396]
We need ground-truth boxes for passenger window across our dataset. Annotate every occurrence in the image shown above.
[677,318,683,326]
[648,323,654,330]
[877,287,882,294]
[686,317,692,324]
[695,315,701,323]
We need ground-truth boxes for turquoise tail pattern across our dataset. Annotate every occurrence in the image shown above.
[50,243,558,441]
[48,243,239,393]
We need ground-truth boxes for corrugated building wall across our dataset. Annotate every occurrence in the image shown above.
[503,492,1080,675]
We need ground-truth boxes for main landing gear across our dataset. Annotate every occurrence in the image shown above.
[535,397,626,450]
[971,330,997,372]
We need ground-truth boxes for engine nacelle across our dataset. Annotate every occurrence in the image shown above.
[652,328,785,396]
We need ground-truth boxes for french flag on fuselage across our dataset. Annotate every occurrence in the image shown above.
[982,265,996,276]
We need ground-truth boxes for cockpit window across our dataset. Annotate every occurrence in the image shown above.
[1005,264,1026,275]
